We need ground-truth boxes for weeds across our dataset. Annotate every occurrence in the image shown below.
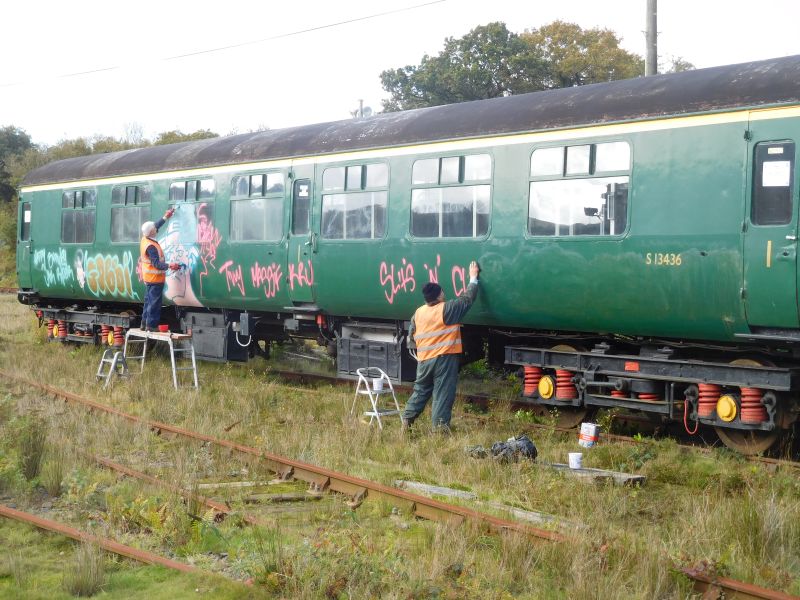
[40,445,65,497]
[61,543,106,597]
[18,414,46,480]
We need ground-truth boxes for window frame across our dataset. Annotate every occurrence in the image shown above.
[409,152,493,241]
[229,170,286,244]
[110,184,152,244]
[750,140,796,227]
[320,161,390,242]
[527,140,632,240]
[60,188,97,244]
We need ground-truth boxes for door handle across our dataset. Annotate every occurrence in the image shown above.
[777,246,796,261]
[786,235,797,241]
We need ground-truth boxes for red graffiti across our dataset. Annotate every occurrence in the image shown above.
[197,210,222,294]
[451,265,467,297]
[288,260,314,290]
[219,260,245,296]
[250,261,282,299]
[379,258,416,304]
[423,254,441,283]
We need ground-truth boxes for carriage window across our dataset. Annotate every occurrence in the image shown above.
[323,167,345,191]
[170,179,215,202]
[61,189,96,243]
[752,141,794,225]
[292,179,311,235]
[410,154,492,238]
[20,202,31,241]
[529,141,630,237]
[110,184,151,242]
[230,171,284,242]
[321,163,389,239]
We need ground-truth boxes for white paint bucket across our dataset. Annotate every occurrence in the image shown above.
[372,377,384,391]
[578,422,599,448]
[568,452,583,469]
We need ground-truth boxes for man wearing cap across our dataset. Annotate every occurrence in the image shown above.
[402,260,481,433]
[140,209,180,331]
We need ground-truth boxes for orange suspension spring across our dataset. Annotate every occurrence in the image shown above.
[47,319,56,338]
[740,387,768,423]
[638,393,660,402]
[697,383,721,418]
[57,320,68,339]
[555,369,578,400]
[610,390,626,398]
[112,327,125,347]
[523,366,543,397]
[100,325,111,345]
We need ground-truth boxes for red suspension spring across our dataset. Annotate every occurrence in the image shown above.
[555,369,578,400]
[57,320,68,339]
[610,390,626,398]
[638,393,660,402]
[523,366,543,397]
[47,319,56,338]
[112,327,125,347]
[697,383,721,418]
[100,325,111,345]
[740,387,768,423]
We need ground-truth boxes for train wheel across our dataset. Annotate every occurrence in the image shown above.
[528,344,592,429]
[714,358,781,455]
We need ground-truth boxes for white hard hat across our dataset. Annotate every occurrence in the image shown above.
[141,221,156,237]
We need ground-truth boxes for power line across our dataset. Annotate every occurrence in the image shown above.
[1,0,447,88]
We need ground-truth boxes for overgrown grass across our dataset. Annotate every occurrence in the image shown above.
[61,543,106,597]
[0,294,798,597]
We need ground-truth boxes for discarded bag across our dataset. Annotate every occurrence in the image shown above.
[466,434,537,463]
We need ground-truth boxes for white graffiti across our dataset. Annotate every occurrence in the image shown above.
[33,248,74,287]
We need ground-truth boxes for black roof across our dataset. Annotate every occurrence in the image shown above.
[22,54,800,187]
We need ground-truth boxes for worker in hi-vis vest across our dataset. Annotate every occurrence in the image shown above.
[402,260,481,433]
[139,209,179,331]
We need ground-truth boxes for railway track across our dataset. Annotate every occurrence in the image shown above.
[268,368,800,472]
[1,372,797,598]
[0,370,562,543]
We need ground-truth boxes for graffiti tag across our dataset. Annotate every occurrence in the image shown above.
[379,258,416,304]
[33,248,74,287]
[219,260,245,296]
[86,251,140,299]
[250,261,282,299]
[288,260,314,291]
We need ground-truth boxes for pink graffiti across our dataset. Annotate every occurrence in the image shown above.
[288,260,314,290]
[451,265,467,297]
[379,258,416,304]
[250,261,282,299]
[423,254,441,283]
[197,209,222,294]
[219,260,245,296]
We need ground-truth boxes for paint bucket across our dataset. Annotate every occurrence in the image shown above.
[568,452,583,469]
[372,377,384,392]
[158,324,169,332]
[578,422,599,448]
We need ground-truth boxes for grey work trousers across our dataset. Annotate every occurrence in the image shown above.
[402,353,460,428]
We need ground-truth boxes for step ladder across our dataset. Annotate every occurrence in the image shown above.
[350,367,401,429]
[95,349,130,389]
[123,328,199,390]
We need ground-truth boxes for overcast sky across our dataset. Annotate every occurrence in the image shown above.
[2,0,799,146]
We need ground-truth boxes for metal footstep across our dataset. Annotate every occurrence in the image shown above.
[123,328,199,390]
[95,349,130,389]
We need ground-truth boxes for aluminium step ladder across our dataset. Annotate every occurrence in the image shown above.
[95,349,130,389]
[123,328,199,390]
[350,367,401,429]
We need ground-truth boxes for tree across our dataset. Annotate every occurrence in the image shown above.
[0,126,33,202]
[380,21,646,112]
[663,55,695,73]
[153,129,219,146]
[521,21,643,88]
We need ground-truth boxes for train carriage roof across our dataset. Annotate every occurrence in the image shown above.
[22,54,800,187]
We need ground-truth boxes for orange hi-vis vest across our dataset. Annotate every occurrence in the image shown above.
[413,302,462,362]
[139,236,166,284]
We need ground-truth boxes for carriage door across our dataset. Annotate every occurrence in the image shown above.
[16,199,32,288]
[743,130,798,328]
[287,170,316,304]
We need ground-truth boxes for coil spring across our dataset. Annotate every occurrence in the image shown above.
[113,326,125,347]
[47,319,56,338]
[555,369,578,400]
[57,320,68,339]
[523,366,543,397]
[740,387,768,423]
[100,325,111,345]
[697,383,721,418]
[610,390,626,398]
[638,393,660,402]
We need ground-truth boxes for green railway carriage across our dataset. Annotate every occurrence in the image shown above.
[16,55,800,453]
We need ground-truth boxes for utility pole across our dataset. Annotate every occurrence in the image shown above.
[645,0,658,76]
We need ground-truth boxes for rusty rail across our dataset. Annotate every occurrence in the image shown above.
[89,454,264,527]
[0,287,17,295]
[0,371,562,542]
[683,569,800,600]
[0,503,197,573]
